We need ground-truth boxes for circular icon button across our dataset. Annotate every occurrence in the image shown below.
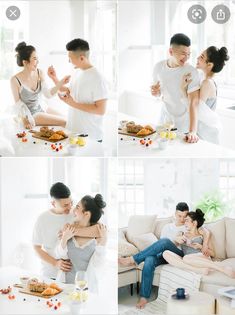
[6,6,21,21]
[188,5,207,24]
[211,4,230,24]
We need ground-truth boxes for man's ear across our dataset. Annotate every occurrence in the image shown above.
[51,200,55,208]
[169,47,173,56]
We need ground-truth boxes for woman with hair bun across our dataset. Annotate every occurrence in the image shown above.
[11,42,70,129]
[182,46,229,144]
[55,194,107,284]
[163,209,235,278]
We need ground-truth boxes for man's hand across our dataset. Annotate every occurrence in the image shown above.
[151,82,161,97]
[60,75,71,86]
[58,93,76,107]
[47,66,57,81]
[55,259,72,272]
[174,235,185,245]
[184,132,199,143]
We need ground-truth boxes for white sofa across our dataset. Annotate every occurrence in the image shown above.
[118,215,235,296]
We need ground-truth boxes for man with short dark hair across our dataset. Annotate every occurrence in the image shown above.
[151,33,200,143]
[48,38,108,142]
[119,202,210,309]
[33,182,100,278]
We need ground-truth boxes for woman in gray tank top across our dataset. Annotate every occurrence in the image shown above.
[163,209,235,278]
[182,46,229,144]
[11,42,70,129]
[55,194,107,284]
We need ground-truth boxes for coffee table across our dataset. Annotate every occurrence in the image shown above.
[166,291,215,315]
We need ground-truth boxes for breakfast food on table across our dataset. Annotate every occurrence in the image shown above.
[122,121,155,137]
[27,279,48,293]
[0,286,12,294]
[41,287,59,296]
[32,127,67,141]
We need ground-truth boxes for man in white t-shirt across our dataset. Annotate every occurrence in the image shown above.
[33,182,100,279]
[48,39,108,142]
[119,202,210,309]
[151,33,200,143]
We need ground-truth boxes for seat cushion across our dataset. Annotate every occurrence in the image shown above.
[118,264,137,274]
[131,232,158,251]
[225,218,235,258]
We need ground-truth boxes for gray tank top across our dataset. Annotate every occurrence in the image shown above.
[15,69,44,116]
[205,80,217,111]
[65,238,96,284]
[181,236,203,255]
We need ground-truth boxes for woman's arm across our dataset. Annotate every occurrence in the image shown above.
[72,223,102,238]
[39,70,70,98]
[10,77,20,103]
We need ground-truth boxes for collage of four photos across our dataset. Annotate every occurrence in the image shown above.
[0,1,235,315]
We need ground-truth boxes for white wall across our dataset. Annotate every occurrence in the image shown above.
[144,159,220,217]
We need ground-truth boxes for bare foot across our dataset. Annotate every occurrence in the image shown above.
[223,266,235,278]
[118,256,135,266]
[136,297,148,309]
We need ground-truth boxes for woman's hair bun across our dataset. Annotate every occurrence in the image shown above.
[94,194,106,209]
[195,208,205,217]
[15,42,27,53]
[219,47,229,62]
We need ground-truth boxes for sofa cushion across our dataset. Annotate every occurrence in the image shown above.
[126,215,157,244]
[225,218,235,258]
[131,233,158,251]
[118,239,139,257]
[204,218,226,259]
[154,217,173,238]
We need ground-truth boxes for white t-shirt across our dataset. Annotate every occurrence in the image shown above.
[66,67,108,141]
[160,223,186,243]
[32,210,73,278]
[153,60,200,133]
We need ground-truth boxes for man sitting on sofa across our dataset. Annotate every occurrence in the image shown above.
[119,202,210,309]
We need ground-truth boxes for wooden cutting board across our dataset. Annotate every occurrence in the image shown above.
[18,287,62,299]
[118,128,156,138]
[29,130,68,143]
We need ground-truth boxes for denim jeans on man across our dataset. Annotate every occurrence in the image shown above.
[133,238,184,299]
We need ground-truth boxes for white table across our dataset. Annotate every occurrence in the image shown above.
[118,113,235,158]
[7,127,104,157]
[166,291,215,315]
[0,266,117,315]
[216,296,235,315]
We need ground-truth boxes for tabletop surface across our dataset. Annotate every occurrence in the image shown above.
[118,113,235,158]
[0,266,116,315]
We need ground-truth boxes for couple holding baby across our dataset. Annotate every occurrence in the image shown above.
[151,33,229,144]
[32,182,107,288]
[11,38,108,142]
[119,202,235,309]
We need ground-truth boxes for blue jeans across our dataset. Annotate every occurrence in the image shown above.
[133,238,184,299]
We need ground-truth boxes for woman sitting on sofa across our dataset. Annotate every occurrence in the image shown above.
[163,209,235,277]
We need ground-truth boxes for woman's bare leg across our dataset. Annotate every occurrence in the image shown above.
[34,112,66,127]
[163,250,209,275]
[183,254,235,278]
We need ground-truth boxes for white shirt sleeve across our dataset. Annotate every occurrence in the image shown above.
[32,218,43,245]
[54,240,68,259]
[152,62,161,84]
[92,75,108,102]
[89,245,106,268]
[160,224,170,239]
[187,68,200,94]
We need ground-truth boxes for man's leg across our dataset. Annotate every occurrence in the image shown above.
[134,238,183,264]
[137,255,165,309]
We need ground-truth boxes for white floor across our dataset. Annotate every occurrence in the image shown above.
[118,284,158,313]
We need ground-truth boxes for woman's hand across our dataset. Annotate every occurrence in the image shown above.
[97,224,107,246]
[189,242,203,250]
[181,73,192,97]
[174,235,186,245]
[47,66,57,81]
[62,225,76,242]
